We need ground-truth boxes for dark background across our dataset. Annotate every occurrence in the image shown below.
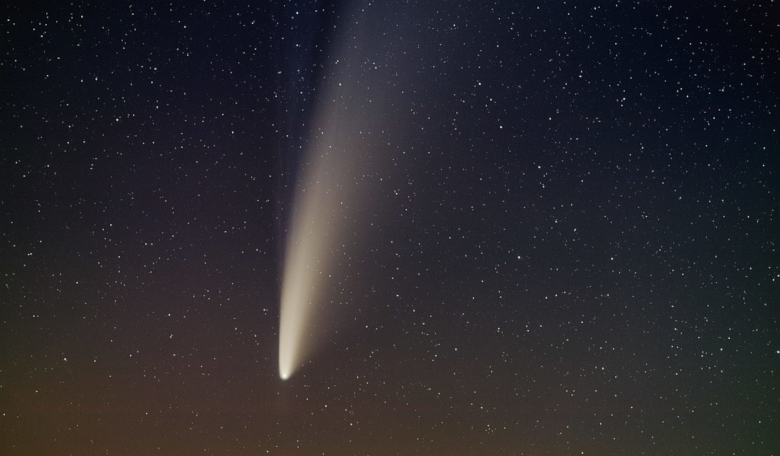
[2,0,778,454]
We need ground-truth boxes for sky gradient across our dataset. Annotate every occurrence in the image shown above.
[2,0,779,454]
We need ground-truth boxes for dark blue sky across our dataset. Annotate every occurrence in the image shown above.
[2,0,778,454]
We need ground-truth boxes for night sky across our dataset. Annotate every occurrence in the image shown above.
[2,0,779,455]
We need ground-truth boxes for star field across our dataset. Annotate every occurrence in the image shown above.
[1,0,779,455]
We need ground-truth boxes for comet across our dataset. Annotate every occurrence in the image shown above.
[277,0,410,380]
[278,149,342,380]
[277,76,372,380]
